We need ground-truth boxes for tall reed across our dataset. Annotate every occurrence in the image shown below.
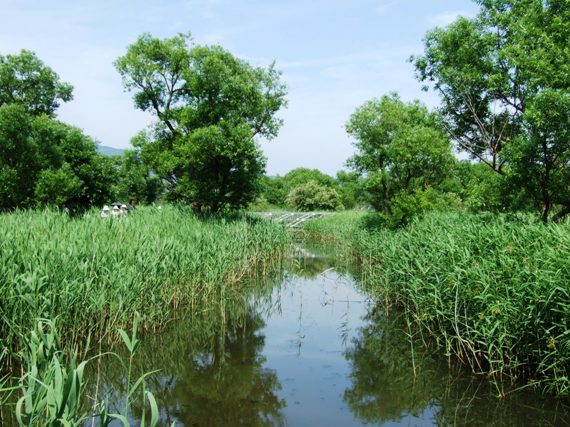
[0,206,289,356]
[1,317,165,426]
[306,211,570,396]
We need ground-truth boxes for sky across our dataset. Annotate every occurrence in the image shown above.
[0,0,479,176]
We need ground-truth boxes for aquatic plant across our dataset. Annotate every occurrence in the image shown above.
[306,211,570,396]
[0,206,289,357]
[1,317,163,426]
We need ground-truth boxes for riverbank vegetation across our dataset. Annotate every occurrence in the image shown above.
[1,0,569,422]
[0,206,288,423]
[305,211,570,395]
[299,2,570,398]
[0,206,288,358]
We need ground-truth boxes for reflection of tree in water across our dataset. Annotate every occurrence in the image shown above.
[93,282,285,426]
[343,310,435,424]
[286,242,361,280]
[344,310,570,426]
[287,256,334,280]
[168,313,284,427]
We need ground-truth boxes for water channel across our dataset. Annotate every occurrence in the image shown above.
[93,243,570,425]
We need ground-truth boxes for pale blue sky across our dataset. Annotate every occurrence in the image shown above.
[0,0,479,176]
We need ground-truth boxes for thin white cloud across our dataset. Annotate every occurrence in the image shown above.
[429,10,475,27]
[375,0,398,16]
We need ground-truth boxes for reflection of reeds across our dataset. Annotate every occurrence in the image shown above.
[307,211,570,396]
[0,206,289,360]
[344,310,570,426]
[87,281,286,427]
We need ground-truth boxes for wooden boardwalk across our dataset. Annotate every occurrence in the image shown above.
[257,211,334,228]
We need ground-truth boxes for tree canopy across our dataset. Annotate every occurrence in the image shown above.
[0,50,114,212]
[115,33,287,212]
[0,50,73,116]
[256,168,347,210]
[412,0,570,221]
[346,93,455,224]
[286,180,343,211]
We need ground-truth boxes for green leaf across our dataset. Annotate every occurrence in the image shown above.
[146,391,160,427]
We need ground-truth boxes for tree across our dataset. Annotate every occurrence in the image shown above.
[257,168,339,209]
[282,168,338,191]
[286,180,343,211]
[0,50,114,212]
[412,0,570,221]
[0,110,112,210]
[0,50,73,116]
[109,133,164,205]
[0,105,113,211]
[346,93,455,224]
[115,33,287,212]
[258,175,288,207]
[336,170,366,209]
[0,104,40,209]
[31,117,114,210]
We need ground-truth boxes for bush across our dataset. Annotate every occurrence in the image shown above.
[286,180,343,211]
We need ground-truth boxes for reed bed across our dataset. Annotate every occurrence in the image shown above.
[0,206,289,356]
[305,211,570,396]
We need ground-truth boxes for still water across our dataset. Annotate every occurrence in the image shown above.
[97,244,570,426]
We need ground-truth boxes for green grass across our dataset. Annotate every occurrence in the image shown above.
[305,211,570,396]
[0,206,289,356]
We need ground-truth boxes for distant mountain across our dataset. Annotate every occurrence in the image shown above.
[97,145,125,156]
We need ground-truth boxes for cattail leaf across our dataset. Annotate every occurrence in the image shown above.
[118,329,132,352]
[110,413,131,427]
[146,391,160,427]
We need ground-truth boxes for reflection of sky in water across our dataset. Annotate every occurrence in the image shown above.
[261,269,437,426]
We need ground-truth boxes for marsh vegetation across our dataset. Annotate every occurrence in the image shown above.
[305,211,570,396]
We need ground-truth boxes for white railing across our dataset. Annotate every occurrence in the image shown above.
[256,211,334,228]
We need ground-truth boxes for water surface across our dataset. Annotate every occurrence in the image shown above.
[91,244,570,426]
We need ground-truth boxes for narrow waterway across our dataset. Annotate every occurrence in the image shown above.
[94,243,570,426]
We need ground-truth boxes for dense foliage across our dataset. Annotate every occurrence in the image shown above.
[106,137,164,205]
[0,104,114,211]
[0,206,288,356]
[0,51,120,212]
[0,50,73,116]
[305,211,570,396]
[285,179,343,211]
[346,93,457,226]
[258,168,347,211]
[412,0,570,221]
[115,33,287,212]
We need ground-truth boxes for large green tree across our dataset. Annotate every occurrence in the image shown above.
[107,133,164,205]
[0,50,113,211]
[346,93,456,225]
[115,33,287,212]
[0,50,73,116]
[412,0,570,221]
